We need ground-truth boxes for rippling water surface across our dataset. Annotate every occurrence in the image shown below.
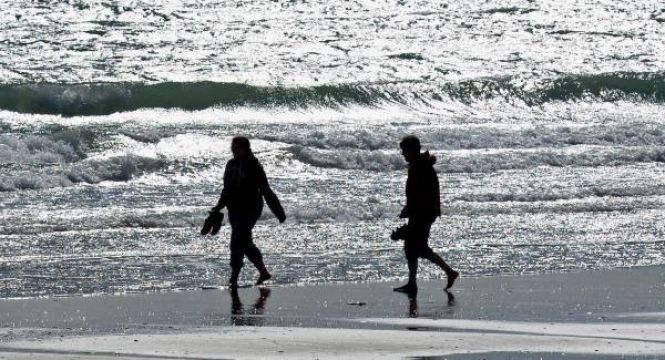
[1,0,664,298]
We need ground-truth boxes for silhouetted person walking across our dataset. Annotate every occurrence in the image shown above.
[210,136,286,288]
[392,135,458,295]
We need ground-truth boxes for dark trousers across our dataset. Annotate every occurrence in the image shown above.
[228,202,263,270]
[403,219,435,261]
[403,218,454,282]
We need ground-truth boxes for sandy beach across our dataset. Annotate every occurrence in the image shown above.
[1,266,664,359]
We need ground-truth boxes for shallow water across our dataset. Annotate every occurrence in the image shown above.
[1,0,664,298]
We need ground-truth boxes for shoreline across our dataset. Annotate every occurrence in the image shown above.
[1,266,664,359]
[1,264,657,301]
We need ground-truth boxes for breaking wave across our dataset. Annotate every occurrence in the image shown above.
[0,82,391,116]
[441,71,665,105]
[0,134,166,191]
[290,146,665,173]
[0,134,80,164]
[257,122,665,151]
[0,71,664,116]
[0,155,166,191]
[289,146,406,171]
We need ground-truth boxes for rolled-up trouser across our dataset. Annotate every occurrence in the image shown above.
[403,218,435,261]
[228,202,263,270]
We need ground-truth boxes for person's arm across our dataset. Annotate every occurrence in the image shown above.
[425,167,441,221]
[400,171,411,218]
[211,162,232,213]
[257,162,286,223]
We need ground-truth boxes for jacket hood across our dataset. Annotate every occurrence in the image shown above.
[419,151,437,165]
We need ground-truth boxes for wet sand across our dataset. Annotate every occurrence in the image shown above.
[1,266,664,359]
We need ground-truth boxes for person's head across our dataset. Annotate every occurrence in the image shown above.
[231,136,252,160]
[400,135,421,163]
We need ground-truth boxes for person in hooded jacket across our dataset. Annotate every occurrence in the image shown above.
[392,135,459,294]
[210,136,286,288]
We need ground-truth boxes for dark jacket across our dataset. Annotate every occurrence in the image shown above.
[401,151,441,222]
[214,156,285,221]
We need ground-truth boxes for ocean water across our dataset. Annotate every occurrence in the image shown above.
[1,0,664,298]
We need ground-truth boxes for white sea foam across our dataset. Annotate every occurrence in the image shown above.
[0,132,167,191]
[0,135,80,164]
[289,144,665,173]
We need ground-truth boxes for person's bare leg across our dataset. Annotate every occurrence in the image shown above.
[394,258,418,294]
[250,255,272,285]
[246,244,271,285]
[408,257,418,285]
[425,252,452,273]
[229,222,248,288]
[425,252,459,290]
[229,268,241,288]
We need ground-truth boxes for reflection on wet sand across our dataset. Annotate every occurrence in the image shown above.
[408,290,456,319]
[229,287,271,326]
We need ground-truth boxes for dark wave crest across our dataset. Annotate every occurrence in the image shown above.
[0,82,391,116]
[1,71,664,116]
[443,71,665,105]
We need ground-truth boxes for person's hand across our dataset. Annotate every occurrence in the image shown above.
[210,206,220,213]
[390,230,400,241]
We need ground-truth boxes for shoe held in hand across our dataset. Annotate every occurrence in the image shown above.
[201,211,224,235]
[391,224,409,241]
